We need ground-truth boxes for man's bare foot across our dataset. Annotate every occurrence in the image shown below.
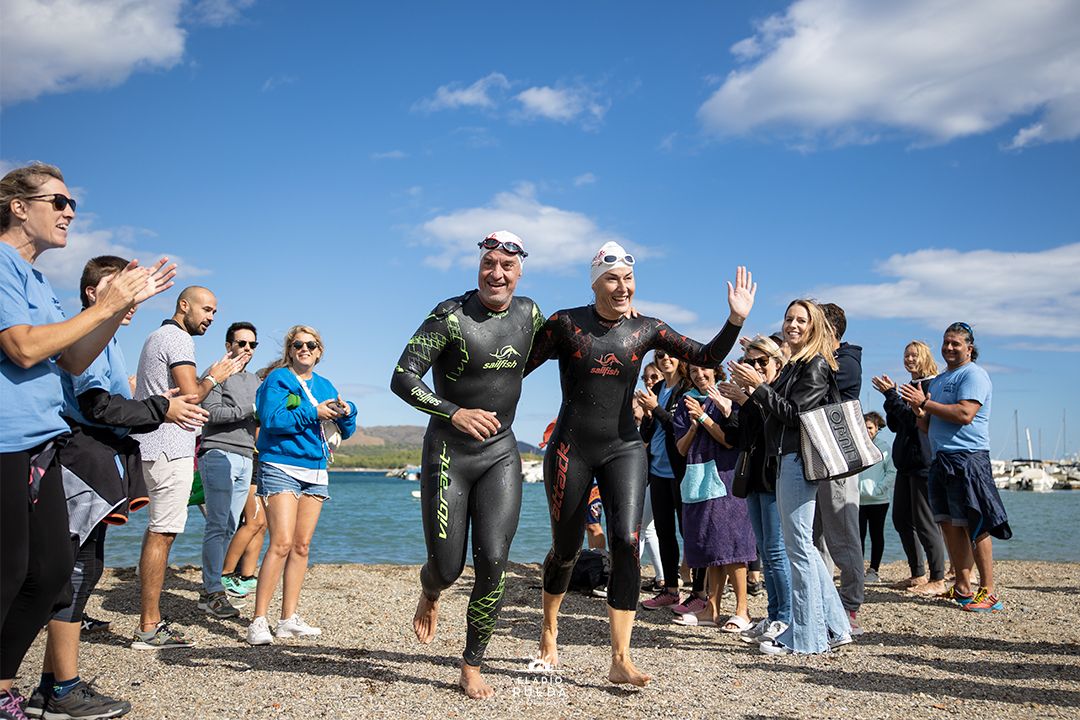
[459,663,494,700]
[609,656,651,687]
[910,579,947,595]
[413,593,438,643]
[892,575,927,589]
[537,624,559,667]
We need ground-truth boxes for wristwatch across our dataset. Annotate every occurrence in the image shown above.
[203,374,218,388]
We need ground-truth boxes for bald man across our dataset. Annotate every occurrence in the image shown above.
[130,286,243,649]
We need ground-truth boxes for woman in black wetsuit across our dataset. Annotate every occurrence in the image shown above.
[523,241,756,686]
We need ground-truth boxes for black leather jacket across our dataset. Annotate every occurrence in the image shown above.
[716,400,778,494]
[747,355,834,456]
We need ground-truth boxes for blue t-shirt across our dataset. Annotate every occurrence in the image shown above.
[0,243,70,452]
[927,363,992,454]
[648,385,675,478]
[62,336,131,438]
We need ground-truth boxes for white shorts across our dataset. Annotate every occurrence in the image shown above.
[143,454,195,534]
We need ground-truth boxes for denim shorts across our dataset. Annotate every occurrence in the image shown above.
[256,462,330,501]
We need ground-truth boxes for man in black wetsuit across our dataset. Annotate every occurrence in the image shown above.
[390,230,544,700]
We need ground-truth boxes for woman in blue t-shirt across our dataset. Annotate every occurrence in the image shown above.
[246,325,357,646]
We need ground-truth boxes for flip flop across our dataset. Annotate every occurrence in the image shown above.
[719,615,752,633]
[672,613,718,627]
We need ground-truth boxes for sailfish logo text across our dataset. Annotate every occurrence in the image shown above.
[437,444,451,539]
[590,353,623,376]
[410,387,441,407]
[483,345,521,370]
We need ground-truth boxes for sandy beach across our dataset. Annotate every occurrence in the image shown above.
[18,560,1080,719]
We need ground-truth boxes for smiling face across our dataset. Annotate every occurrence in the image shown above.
[288,331,322,373]
[864,419,879,440]
[476,249,521,312]
[783,302,811,352]
[653,350,679,380]
[941,331,973,369]
[745,348,782,384]
[903,344,920,374]
[642,367,662,389]
[688,365,716,393]
[18,177,75,254]
[593,266,635,320]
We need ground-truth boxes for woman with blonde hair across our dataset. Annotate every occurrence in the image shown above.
[246,325,357,645]
[729,300,851,654]
[871,341,946,594]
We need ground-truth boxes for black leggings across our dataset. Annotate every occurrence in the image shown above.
[0,447,76,679]
[891,471,946,580]
[649,473,704,592]
[542,440,646,610]
[418,432,521,666]
[859,504,889,572]
[53,523,107,623]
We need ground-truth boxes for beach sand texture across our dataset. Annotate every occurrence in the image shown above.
[19,560,1079,719]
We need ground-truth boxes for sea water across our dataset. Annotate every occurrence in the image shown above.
[102,471,1080,567]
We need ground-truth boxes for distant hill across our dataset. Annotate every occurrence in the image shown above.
[338,424,543,457]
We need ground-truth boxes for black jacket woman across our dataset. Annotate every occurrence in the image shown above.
[728,300,850,655]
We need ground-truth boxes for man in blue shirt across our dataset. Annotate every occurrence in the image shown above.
[901,322,1009,613]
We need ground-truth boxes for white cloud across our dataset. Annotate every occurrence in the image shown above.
[34,217,210,296]
[413,73,509,112]
[261,74,295,92]
[573,172,597,187]
[188,0,255,27]
[418,183,640,272]
[816,243,1080,339]
[632,301,698,326]
[1,0,187,106]
[699,0,1080,148]
[515,85,608,126]
[371,150,408,160]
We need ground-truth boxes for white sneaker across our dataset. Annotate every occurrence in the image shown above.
[761,620,789,641]
[738,618,768,644]
[247,616,272,646]
[758,638,792,655]
[276,613,321,638]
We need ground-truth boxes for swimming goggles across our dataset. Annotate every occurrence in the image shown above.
[478,236,528,258]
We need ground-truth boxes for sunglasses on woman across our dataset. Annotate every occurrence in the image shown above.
[478,236,529,258]
[291,341,318,351]
[741,355,770,370]
[25,194,77,212]
[232,340,258,349]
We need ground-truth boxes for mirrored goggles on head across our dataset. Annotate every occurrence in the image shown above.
[479,236,528,258]
[596,253,635,266]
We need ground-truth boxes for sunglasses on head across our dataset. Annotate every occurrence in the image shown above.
[479,236,528,258]
[291,340,318,351]
[25,194,77,212]
[741,355,770,370]
[232,340,258,349]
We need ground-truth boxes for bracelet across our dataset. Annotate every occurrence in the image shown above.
[696,415,707,425]
[919,397,928,409]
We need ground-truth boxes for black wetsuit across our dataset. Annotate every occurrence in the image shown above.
[524,307,741,610]
[391,291,544,666]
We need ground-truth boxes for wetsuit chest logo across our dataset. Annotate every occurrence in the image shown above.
[483,345,521,370]
[590,352,623,377]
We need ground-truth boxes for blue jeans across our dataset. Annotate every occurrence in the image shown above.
[200,449,253,593]
[775,453,850,653]
[746,490,791,625]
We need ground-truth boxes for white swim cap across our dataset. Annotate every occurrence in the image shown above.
[589,241,635,286]
[479,230,528,263]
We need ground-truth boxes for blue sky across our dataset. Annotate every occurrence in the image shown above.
[4,0,1079,458]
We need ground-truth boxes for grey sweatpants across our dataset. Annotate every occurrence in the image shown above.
[812,475,864,613]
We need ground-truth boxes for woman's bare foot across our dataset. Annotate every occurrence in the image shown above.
[459,663,494,699]
[538,623,559,667]
[413,593,438,643]
[609,655,651,687]
[892,575,927,589]
[910,579,947,595]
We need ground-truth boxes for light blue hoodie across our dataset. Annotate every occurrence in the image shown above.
[859,433,896,506]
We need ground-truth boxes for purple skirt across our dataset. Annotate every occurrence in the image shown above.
[682,485,758,568]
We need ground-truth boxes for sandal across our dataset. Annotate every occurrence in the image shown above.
[719,615,752,633]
